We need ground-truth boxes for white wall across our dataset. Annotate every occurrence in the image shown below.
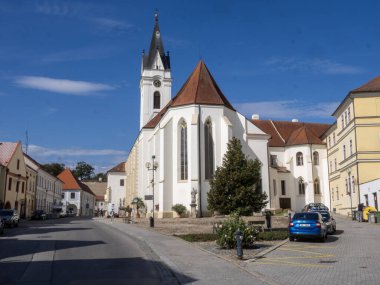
[360,179,380,209]
[107,172,126,214]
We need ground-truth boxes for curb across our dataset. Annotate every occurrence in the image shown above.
[245,238,289,262]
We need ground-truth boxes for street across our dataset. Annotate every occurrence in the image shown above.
[0,217,177,285]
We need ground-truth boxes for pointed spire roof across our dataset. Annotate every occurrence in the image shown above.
[143,61,235,129]
[171,61,235,109]
[143,12,170,70]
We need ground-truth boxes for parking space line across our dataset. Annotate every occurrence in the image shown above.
[265,254,335,260]
[254,260,332,268]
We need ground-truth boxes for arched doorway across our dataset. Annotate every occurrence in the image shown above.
[4,201,11,209]
[67,204,78,216]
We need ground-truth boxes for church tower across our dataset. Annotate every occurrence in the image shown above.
[140,12,172,130]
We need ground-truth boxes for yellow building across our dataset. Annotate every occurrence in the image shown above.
[0,142,27,214]
[324,75,380,215]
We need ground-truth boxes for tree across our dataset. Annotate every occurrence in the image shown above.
[72,161,94,181]
[42,163,65,177]
[207,137,268,216]
[94,172,107,182]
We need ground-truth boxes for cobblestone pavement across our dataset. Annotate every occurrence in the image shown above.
[243,215,380,285]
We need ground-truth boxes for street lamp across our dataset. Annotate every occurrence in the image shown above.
[146,155,158,228]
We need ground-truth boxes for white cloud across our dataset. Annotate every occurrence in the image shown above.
[15,76,115,95]
[264,57,363,75]
[35,1,77,16]
[91,17,135,32]
[28,145,127,157]
[235,100,340,120]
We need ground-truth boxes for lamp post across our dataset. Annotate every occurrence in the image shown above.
[347,168,353,220]
[146,155,158,228]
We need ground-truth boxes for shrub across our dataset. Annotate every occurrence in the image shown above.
[214,213,258,249]
[174,233,218,242]
[256,230,289,241]
[172,204,187,217]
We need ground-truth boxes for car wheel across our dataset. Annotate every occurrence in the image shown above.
[320,234,326,242]
[333,226,336,233]
[15,221,18,227]
[289,236,295,241]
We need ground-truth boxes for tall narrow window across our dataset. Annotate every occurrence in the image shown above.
[343,145,346,159]
[180,121,188,180]
[345,178,349,194]
[313,151,319,165]
[298,177,305,195]
[344,112,348,126]
[296,152,303,166]
[333,133,336,144]
[348,107,351,121]
[331,188,334,201]
[328,137,331,148]
[16,181,20,193]
[153,91,161,109]
[204,119,214,179]
[8,178,12,190]
[334,158,337,170]
[17,159,20,170]
[352,176,355,193]
[281,180,286,195]
[330,161,332,173]
[349,139,353,155]
[341,116,344,129]
[314,178,320,194]
[336,187,339,200]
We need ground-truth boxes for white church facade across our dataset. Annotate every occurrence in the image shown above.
[125,15,332,217]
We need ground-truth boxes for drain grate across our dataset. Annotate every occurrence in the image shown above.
[319,260,337,263]
[360,266,368,269]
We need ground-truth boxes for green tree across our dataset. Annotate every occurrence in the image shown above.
[94,172,107,182]
[207,137,268,216]
[42,163,65,177]
[72,161,94,181]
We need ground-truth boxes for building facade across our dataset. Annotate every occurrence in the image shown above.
[252,119,331,211]
[0,142,27,214]
[324,75,380,215]
[106,162,127,215]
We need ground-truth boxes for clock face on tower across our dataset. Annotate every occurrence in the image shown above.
[153,80,161,87]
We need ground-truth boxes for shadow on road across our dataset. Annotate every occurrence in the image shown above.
[0,257,196,285]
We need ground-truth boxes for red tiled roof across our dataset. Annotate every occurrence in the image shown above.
[57,168,95,196]
[143,61,235,129]
[351,74,380,93]
[108,161,126,173]
[0,142,19,166]
[251,120,331,147]
[96,195,105,201]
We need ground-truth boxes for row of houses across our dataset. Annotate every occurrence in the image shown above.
[0,142,97,218]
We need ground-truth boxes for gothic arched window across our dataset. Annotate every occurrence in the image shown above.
[313,151,319,165]
[314,178,320,194]
[296,152,303,166]
[298,177,305,195]
[204,119,214,179]
[179,120,188,180]
[153,91,161,109]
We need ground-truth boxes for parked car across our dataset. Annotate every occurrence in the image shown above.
[318,211,336,234]
[31,210,47,220]
[302,203,329,212]
[0,218,4,234]
[289,212,328,242]
[0,209,20,228]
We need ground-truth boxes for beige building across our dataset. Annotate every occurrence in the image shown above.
[324,75,380,215]
[125,144,138,207]
[24,156,38,219]
[0,142,27,215]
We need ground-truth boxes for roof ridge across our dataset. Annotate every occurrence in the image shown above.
[270,121,286,143]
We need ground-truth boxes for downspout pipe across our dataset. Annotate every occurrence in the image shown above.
[198,105,202,217]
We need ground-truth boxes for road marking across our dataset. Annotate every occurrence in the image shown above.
[255,260,332,268]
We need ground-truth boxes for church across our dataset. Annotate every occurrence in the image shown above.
[125,14,271,218]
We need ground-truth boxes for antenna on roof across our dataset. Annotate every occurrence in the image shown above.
[25,129,29,154]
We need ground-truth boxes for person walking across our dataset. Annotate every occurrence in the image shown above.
[110,210,115,223]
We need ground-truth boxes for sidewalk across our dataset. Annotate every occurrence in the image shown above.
[95,218,279,285]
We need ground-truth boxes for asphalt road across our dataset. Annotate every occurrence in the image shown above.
[0,217,174,285]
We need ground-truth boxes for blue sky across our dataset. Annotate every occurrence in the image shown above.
[1,0,380,173]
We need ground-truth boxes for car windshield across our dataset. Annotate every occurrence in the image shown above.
[0,210,13,216]
[293,213,319,220]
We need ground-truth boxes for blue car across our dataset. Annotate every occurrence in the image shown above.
[289,212,328,242]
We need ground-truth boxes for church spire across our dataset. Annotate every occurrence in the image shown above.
[143,11,170,70]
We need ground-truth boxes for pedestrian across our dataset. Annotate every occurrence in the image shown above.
[110,210,114,223]
[100,209,103,218]
[357,203,364,222]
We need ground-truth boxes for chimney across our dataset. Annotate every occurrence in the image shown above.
[252,114,260,120]
[292,119,299,123]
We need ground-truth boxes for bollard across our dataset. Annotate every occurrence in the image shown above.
[149,216,154,227]
[235,229,243,259]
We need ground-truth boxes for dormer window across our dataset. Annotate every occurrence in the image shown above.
[153,91,160,109]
